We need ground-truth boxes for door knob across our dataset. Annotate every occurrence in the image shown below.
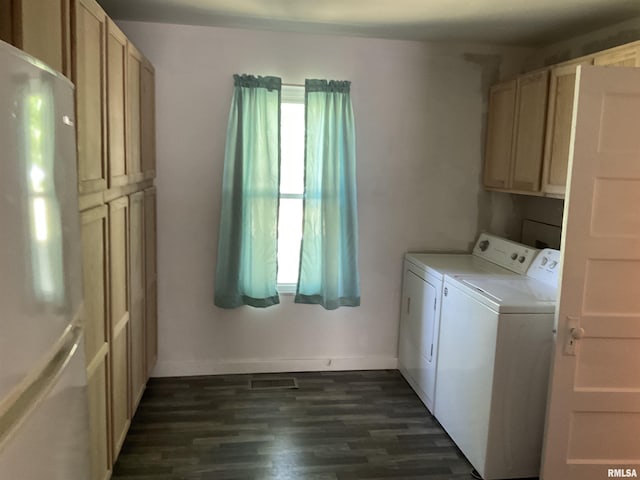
[570,327,585,340]
[564,317,584,356]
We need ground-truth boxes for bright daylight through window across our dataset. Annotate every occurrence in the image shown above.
[277,86,305,291]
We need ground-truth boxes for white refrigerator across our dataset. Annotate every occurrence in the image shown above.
[0,41,91,478]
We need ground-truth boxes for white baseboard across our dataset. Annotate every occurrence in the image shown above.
[151,355,398,377]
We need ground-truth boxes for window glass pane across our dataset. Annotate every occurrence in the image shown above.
[277,198,303,285]
[280,102,305,195]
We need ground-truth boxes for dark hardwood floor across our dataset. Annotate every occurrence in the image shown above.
[112,370,475,479]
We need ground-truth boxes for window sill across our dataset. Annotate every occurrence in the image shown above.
[277,284,297,295]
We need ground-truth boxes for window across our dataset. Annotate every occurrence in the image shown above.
[277,86,305,292]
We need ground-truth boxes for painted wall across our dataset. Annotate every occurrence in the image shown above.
[118,21,529,376]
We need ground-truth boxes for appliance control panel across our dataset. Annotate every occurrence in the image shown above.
[526,248,562,287]
[472,233,540,274]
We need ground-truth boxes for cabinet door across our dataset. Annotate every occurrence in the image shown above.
[81,205,111,480]
[141,58,156,180]
[73,0,107,195]
[4,0,71,76]
[0,0,11,44]
[510,70,549,192]
[129,191,146,411]
[483,80,516,189]
[108,197,130,460]
[144,187,158,377]
[81,205,109,367]
[541,62,590,196]
[127,44,143,183]
[106,19,128,188]
[86,353,110,480]
[594,44,640,67]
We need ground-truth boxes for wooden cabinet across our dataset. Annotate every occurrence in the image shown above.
[81,205,111,480]
[511,70,549,192]
[127,44,144,184]
[484,71,549,193]
[541,61,590,196]
[144,187,158,377]
[107,19,128,188]
[73,0,107,195]
[594,44,640,67]
[0,0,71,76]
[108,197,130,460]
[485,40,640,198]
[141,59,156,179]
[129,191,146,410]
[73,1,156,467]
[483,80,516,189]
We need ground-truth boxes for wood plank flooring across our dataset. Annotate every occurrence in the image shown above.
[112,370,475,479]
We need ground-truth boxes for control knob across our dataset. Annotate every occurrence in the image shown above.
[518,255,526,263]
[511,253,518,260]
[541,256,548,266]
[549,261,558,269]
[478,240,490,252]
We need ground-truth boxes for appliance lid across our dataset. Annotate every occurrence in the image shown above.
[405,253,515,280]
[526,248,562,288]
[446,275,558,314]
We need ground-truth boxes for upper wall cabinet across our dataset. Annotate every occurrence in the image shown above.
[73,0,107,196]
[107,19,128,188]
[141,59,156,180]
[483,71,549,193]
[485,39,640,198]
[541,61,591,196]
[593,44,640,67]
[510,70,549,192]
[127,43,144,184]
[0,0,71,76]
[483,80,517,189]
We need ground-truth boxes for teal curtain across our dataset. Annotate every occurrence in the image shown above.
[214,74,281,308]
[295,79,360,310]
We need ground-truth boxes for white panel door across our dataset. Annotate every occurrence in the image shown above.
[541,66,640,480]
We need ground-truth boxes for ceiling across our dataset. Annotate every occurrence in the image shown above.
[98,0,640,46]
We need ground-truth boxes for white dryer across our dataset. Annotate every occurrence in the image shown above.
[398,233,538,414]
[434,249,561,480]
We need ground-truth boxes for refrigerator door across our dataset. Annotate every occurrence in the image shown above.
[0,42,84,400]
[0,40,89,478]
[0,328,90,479]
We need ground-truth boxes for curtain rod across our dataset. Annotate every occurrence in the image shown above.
[283,82,305,87]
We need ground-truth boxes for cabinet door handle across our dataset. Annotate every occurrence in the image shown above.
[407,297,411,314]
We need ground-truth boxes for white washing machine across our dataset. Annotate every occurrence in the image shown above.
[434,249,561,480]
[398,233,538,414]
